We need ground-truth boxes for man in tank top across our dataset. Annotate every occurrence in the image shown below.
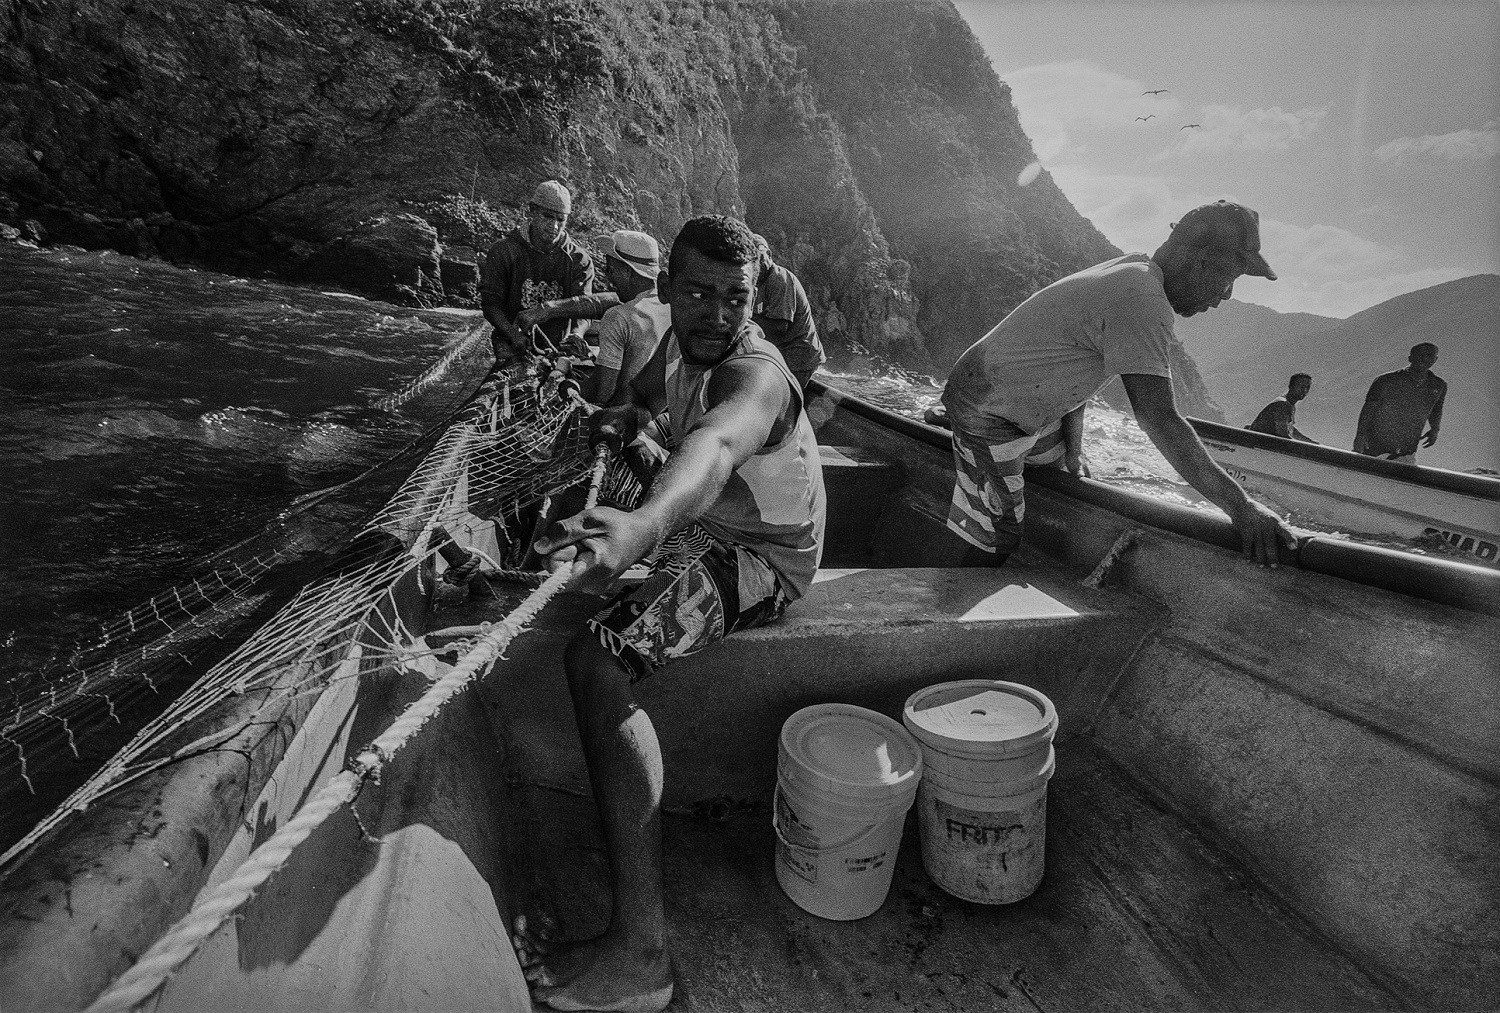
[515,215,825,1013]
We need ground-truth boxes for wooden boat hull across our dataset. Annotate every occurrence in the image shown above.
[1192,416,1500,564]
[1,380,1495,1012]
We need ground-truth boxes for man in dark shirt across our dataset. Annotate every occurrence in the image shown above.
[750,234,825,389]
[1354,343,1446,463]
[479,180,595,365]
[1247,373,1318,442]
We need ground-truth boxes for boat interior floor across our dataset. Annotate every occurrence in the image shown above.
[429,557,1402,1012]
[508,740,1397,1013]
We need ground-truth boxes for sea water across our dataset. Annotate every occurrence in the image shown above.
[0,242,486,680]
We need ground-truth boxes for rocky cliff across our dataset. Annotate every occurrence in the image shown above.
[1,0,1221,415]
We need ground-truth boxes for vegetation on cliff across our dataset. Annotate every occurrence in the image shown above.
[0,0,1220,415]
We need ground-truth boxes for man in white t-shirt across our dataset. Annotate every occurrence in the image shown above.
[517,230,671,404]
[940,199,1297,567]
[589,231,671,404]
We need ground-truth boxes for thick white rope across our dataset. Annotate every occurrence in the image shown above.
[85,446,610,1013]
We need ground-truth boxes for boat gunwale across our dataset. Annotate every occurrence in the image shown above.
[809,379,1500,617]
[1188,415,1500,500]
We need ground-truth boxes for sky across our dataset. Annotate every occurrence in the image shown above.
[953,1,1500,319]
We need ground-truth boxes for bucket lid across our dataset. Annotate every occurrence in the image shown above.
[778,703,923,801]
[902,680,1058,757]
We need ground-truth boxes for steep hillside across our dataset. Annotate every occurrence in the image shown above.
[1175,299,1335,374]
[765,0,1117,367]
[1201,276,1500,471]
[0,0,1222,413]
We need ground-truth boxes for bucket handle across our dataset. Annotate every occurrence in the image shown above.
[772,785,885,855]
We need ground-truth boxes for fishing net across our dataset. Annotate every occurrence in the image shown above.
[0,328,608,869]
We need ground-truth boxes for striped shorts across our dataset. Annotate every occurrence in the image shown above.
[946,419,1066,555]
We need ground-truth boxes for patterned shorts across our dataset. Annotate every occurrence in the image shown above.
[587,525,791,683]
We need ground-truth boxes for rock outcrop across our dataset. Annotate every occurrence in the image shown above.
[0,0,1219,412]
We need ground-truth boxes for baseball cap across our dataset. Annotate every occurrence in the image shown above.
[597,230,660,279]
[1171,200,1277,280]
[749,232,773,263]
[530,180,572,216]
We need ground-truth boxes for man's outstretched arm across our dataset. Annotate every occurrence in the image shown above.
[516,292,622,333]
[482,301,528,361]
[1122,373,1296,566]
[1353,378,1384,454]
[1422,383,1446,448]
[1061,402,1089,476]
[537,358,789,593]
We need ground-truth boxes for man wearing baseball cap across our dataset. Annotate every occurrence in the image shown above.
[940,199,1297,568]
[479,179,595,365]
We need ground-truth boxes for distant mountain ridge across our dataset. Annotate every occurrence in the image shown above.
[1175,300,1335,374]
[1185,275,1499,471]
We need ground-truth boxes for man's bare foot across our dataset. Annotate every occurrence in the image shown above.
[511,913,564,978]
[523,927,672,1013]
[511,913,595,987]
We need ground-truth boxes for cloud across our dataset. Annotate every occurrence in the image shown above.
[1159,105,1329,158]
[1002,60,1182,161]
[1231,219,1475,317]
[1257,219,1400,282]
[1046,166,1227,254]
[1235,266,1478,318]
[1373,121,1499,162]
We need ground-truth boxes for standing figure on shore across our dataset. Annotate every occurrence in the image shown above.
[750,234,826,390]
[514,215,825,1013]
[940,199,1297,567]
[1247,373,1319,443]
[1353,343,1446,463]
[479,180,595,366]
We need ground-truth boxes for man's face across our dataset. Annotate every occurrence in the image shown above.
[662,247,756,366]
[528,206,567,250]
[1409,346,1438,370]
[1168,247,1242,317]
[1290,376,1311,401]
[605,256,637,294]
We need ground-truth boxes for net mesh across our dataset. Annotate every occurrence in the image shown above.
[0,336,605,869]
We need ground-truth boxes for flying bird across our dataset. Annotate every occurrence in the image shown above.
[1135,115,1156,122]
[1143,89,1169,96]
[1180,123,1201,130]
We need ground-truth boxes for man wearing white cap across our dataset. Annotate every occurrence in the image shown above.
[479,179,595,365]
[940,199,1298,568]
[519,229,671,404]
[591,231,672,404]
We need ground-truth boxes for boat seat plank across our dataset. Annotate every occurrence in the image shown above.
[450,565,1163,810]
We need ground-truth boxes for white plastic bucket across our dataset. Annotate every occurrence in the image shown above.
[773,703,923,920]
[903,680,1058,904]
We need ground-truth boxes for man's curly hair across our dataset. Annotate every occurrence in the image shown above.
[667,215,759,276]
